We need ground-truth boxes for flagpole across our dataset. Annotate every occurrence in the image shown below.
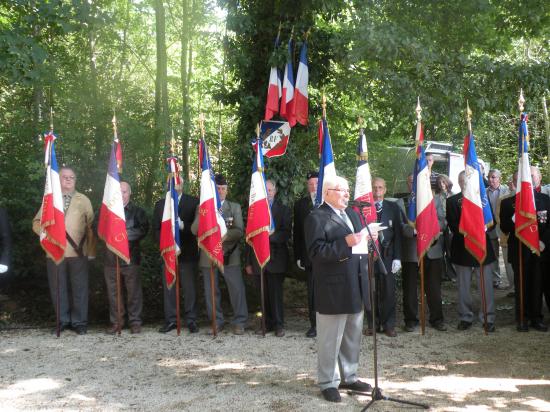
[49,109,62,338]
[465,101,488,335]
[255,124,267,336]
[518,90,525,328]
[116,256,122,335]
[416,99,426,336]
[170,135,182,337]
[200,113,218,337]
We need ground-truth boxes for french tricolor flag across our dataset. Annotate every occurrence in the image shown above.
[98,139,130,264]
[39,132,66,264]
[353,129,377,224]
[197,138,227,270]
[280,39,296,127]
[245,138,274,268]
[315,118,336,207]
[515,113,539,254]
[407,120,440,259]
[294,41,308,126]
[459,133,493,263]
[159,167,181,289]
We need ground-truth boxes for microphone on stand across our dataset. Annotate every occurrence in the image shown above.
[348,200,372,207]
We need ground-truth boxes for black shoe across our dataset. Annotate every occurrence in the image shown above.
[485,323,496,333]
[432,322,447,332]
[457,321,472,330]
[158,322,177,333]
[188,322,199,333]
[517,322,529,332]
[506,291,515,298]
[51,324,71,335]
[339,380,372,393]
[321,387,341,403]
[74,325,87,335]
[530,321,548,332]
[306,327,317,338]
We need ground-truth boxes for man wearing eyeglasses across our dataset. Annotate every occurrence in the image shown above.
[305,175,375,403]
[33,166,94,335]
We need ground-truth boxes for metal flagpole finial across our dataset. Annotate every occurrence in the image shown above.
[49,107,54,131]
[199,113,205,138]
[112,111,118,137]
[415,97,422,121]
[322,94,327,119]
[466,100,472,134]
[256,123,260,138]
[518,89,525,112]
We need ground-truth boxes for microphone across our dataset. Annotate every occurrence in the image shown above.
[348,200,372,207]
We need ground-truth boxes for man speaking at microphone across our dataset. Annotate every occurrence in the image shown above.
[305,175,376,403]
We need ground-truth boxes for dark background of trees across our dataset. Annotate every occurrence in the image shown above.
[1,0,548,322]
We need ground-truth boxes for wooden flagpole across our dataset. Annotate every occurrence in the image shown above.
[116,256,122,335]
[170,133,182,336]
[518,91,526,328]
[50,109,61,338]
[210,262,217,337]
[419,258,426,335]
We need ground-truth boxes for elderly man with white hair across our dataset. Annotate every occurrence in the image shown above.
[304,175,377,403]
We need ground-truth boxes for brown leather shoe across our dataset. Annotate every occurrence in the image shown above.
[232,324,245,335]
[363,328,373,336]
[383,328,397,337]
[130,324,142,334]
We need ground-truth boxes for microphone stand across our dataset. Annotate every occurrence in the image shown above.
[352,202,429,410]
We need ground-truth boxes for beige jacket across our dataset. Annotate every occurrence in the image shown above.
[33,192,95,258]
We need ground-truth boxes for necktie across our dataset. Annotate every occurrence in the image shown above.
[375,201,382,221]
[63,194,72,213]
[339,210,353,231]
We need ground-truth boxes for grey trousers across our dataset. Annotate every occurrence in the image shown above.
[317,311,364,390]
[455,264,495,323]
[104,264,142,326]
[489,237,503,285]
[162,261,199,325]
[46,257,89,327]
[201,264,248,327]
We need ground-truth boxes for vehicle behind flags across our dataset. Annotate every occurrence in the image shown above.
[98,138,130,264]
[259,120,291,158]
[280,39,296,127]
[159,157,181,289]
[245,138,274,268]
[459,132,493,262]
[294,40,308,126]
[39,131,66,263]
[315,117,336,207]
[515,112,539,254]
[353,128,377,224]
[197,138,227,270]
[407,117,440,259]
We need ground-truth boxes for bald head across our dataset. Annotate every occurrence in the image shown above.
[531,165,542,188]
[120,181,131,206]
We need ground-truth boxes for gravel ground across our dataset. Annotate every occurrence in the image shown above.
[1,282,550,412]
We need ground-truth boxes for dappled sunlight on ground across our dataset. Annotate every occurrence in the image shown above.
[0,378,60,399]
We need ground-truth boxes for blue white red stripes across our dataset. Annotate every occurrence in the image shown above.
[280,39,296,127]
[197,138,227,270]
[159,173,181,288]
[245,138,273,268]
[294,41,308,126]
[515,113,539,254]
[98,139,130,264]
[315,118,336,207]
[353,129,376,224]
[459,133,493,263]
[407,120,440,259]
[39,132,66,263]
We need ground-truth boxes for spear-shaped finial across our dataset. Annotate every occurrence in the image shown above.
[415,97,422,122]
[322,94,327,120]
[357,117,368,161]
[199,113,205,138]
[112,110,118,139]
[49,107,54,131]
[304,28,311,41]
[466,100,473,134]
[518,89,525,112]
[256,122,260,138]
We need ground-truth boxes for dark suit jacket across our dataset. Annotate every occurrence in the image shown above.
[293,195,315,268]
[153,193,199,262]
[248,200,291,274]
[305,203,365,314]
[499,192,550,265]
[376,199,402,271]
[446,192,496,267]
[0,208,12,268]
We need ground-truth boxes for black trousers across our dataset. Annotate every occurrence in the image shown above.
[513,257,543,323]
[255,270,285,329]
[402,259,444,325]
[365,268,396,330]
